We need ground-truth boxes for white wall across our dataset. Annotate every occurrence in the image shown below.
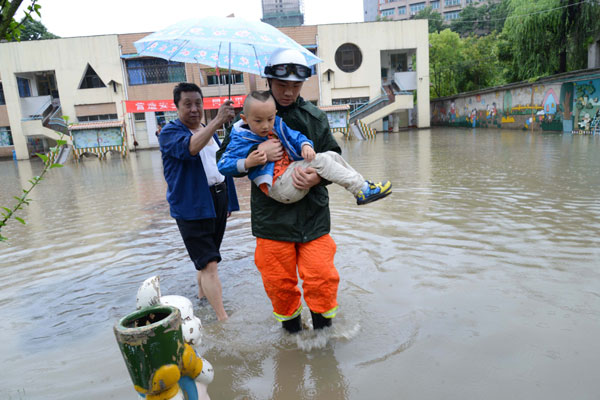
[316,20,430,128]
[0,35,125,159]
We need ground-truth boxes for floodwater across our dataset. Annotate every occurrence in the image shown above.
[1,128,599,400]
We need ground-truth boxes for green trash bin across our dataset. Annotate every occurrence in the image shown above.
[114,305,185,397]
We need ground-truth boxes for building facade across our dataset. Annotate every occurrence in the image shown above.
[364,0,487,22]
[0,19,428,160]
[317,19,430,131]
[262,0,304,27]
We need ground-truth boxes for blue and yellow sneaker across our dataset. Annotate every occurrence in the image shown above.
[356,180,392,205]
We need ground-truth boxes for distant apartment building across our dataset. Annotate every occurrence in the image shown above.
[262,0,304,27]
[364,0,489,22]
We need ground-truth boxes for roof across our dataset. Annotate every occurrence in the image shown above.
[319,105,350,111]
[69,120,124,131]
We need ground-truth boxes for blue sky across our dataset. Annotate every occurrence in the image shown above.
[28,0,364,38]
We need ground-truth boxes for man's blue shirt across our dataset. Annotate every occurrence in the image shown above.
[159,119,238,220]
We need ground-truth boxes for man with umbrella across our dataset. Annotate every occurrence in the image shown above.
[219,48,342,333]
[160,82,239,321]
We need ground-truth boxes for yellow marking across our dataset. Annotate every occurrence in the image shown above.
[146,364,181,400]
[181,343,204,378]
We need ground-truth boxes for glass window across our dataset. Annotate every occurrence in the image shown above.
[79,65,106,89]
[78,114,118,122]
[398,6,407,14]
[381,8,395,17]
[206,73,244,86]
[444,10,461,20]
[17,77,31,98]
[0,83,5,105]
[444,0,461,6]
[410,2,426,13]
[332,97,369,113]
[134,113,146,121]
[431,1,440,9]
[126,58,186,86]
[335,43,363,73]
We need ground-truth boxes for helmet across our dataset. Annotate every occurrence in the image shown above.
[263,48,312,82]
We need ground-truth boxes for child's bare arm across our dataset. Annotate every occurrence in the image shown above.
[301,144,315,162]
[244,149,268,169]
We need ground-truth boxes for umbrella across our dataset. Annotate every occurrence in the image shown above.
[134,17,322,98]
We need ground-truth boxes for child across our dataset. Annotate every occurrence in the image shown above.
[218,90,391,205]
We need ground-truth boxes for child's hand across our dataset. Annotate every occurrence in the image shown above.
[302,144,315,162]
[245,149,267,169]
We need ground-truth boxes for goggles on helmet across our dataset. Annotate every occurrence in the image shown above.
[264,63,312,79]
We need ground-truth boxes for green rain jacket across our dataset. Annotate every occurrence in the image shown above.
[218,95,341,243]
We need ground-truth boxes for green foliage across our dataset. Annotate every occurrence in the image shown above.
[451,1,511,37]
[413,6,444,33]
[501,0,600,82]
[0,0,41,41]
[17,17,57,40]
[429,29,464,98]
[0,127,66,242]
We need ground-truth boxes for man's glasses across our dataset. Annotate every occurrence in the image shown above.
[264,63,312,79]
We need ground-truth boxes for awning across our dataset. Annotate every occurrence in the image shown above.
[319,105,350,112]
[69,121,124,131]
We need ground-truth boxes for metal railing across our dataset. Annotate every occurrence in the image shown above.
[349,87,391,123]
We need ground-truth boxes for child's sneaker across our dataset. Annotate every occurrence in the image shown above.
[356,180,392,205]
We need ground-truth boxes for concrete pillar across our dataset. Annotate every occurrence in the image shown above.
[392,112,401,132]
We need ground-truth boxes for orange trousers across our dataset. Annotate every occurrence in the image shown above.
[255,234,339,319]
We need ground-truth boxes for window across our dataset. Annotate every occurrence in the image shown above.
[17,77,31,98]
[444,10,460,20]
[79,64,106,89]
[391,53,408,72]
[155,111,178,126]
[133,113,146,121]
[334,43,363,73]
[126,58,186,86]
[0,127,12,147]
[445,0,461,6]
[410,2,426,13]
[332,97,369,113]
[381,8,395,17]
[398,6,407,14]
[431,1,440,9]
[206,73,244,86]
[0,83,5,105]
[77,114,118,122]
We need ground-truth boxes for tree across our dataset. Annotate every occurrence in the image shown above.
[0,0,41,41]
[501,0,600,82]
[17,17,57,40]
[413,6,444,33]
[450,1,511,37]
[458,32,506,92]
[429,29,465,98]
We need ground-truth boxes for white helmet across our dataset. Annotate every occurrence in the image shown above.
[263,48,312,82]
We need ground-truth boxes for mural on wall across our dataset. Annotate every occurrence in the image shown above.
[430,76,600,134]
[573,80,600,133]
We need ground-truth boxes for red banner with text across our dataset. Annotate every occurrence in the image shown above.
[125,95,246,113]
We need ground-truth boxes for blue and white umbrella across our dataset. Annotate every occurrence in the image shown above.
[134,17,322,77]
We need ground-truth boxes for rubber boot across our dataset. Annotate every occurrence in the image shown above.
[311,311,332,330]
[281,315,302,334]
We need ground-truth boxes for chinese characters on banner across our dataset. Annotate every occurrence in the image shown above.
[125,95,246,113]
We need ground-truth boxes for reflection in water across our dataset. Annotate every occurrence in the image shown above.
[1,129,600,399]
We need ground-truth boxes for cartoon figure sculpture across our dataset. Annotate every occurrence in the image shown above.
[114,276,214,400]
